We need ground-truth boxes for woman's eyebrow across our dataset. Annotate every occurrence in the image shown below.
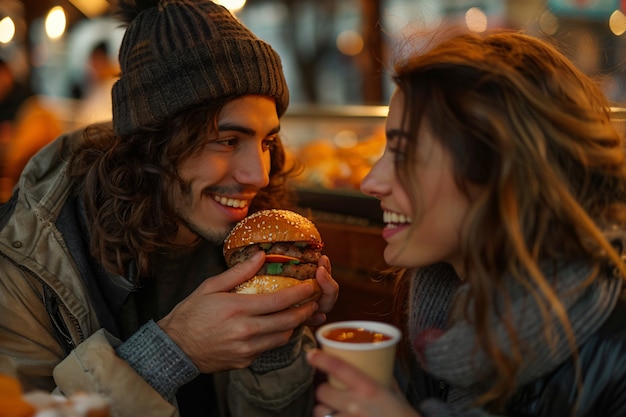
[386,128,411,139]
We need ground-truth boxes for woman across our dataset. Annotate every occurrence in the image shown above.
[307,29,626,416]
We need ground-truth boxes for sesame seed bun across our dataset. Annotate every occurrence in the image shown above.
[233,275,319,298]
[223,209,323,299]
[223,209,322,265]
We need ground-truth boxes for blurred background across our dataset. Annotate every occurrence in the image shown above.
[3,0,626,321]
[3,0,626,112]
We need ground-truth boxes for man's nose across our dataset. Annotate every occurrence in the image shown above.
[233,145,271,189]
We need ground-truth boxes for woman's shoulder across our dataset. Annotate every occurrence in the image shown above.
[508,290,626,416]
[589,288,626,349]
[559,288,626,384]
[572,291,626,414]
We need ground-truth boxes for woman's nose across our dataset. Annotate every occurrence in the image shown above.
[360,157,391,199]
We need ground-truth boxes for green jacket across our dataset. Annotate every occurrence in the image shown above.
[0,127,315,417]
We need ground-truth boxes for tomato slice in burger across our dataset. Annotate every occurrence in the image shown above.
[265,254,301,263]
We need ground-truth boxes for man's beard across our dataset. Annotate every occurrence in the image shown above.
[174,183,243,245]
[180,216,230,245]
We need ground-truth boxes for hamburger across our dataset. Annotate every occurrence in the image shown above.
[224,209,323,299]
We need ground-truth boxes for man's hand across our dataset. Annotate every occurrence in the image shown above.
[305,255,339,327]
[157,251,319,373]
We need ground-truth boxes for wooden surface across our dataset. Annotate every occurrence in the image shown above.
[315,221,394,324]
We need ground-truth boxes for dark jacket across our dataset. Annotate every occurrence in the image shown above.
[507,290,626,417]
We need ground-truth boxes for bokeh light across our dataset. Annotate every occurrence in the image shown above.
[609,10,626,36]
[337,30,364,56]
[45,6,66,40]
[0,17,15,44]
[216,0,247,13]
[465,7,488,33]
[539,11,559,35]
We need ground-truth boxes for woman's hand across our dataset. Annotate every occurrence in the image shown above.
[305,255,339,327]
[307,349,421,417]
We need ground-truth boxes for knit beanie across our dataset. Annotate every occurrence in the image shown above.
[111,0,289,137]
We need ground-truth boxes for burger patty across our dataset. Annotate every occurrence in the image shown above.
[257,262,318,280]
[228,242,322,280]
[229,242,322,264]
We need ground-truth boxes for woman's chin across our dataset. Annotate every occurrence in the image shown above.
[383,245,418,268]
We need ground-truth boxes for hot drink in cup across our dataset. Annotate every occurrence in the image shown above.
[316,320,401,388]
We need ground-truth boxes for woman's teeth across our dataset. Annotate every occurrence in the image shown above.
[383,211,412,225]
[214,196,247,208]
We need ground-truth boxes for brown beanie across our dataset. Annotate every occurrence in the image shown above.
[112,0,289,136]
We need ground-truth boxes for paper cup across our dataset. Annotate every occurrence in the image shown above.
[315,320,401,388]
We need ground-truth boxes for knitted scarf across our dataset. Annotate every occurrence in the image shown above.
[408,259,623,403]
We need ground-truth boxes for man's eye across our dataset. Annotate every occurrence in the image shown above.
[262,136,277,151]
[217,138,238,147]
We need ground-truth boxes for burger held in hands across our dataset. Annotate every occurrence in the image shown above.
[224,209,324,301]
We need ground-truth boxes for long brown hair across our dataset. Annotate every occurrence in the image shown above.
[389,29,626,408]
[67,98,296,278]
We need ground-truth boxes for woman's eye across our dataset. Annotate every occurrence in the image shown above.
[387,141,399,153]
[386,136,406,155]
[388,146,406,161]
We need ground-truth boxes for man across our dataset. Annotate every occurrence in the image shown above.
[0,1,338,416]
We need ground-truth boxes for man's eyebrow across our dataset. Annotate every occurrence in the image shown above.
[217,123,281,136]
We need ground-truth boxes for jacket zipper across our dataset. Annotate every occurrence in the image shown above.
[0,252,83,354]
[43,284,80,354]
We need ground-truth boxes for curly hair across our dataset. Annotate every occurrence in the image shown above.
[66,98,296,279]
[389,29,626,408]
